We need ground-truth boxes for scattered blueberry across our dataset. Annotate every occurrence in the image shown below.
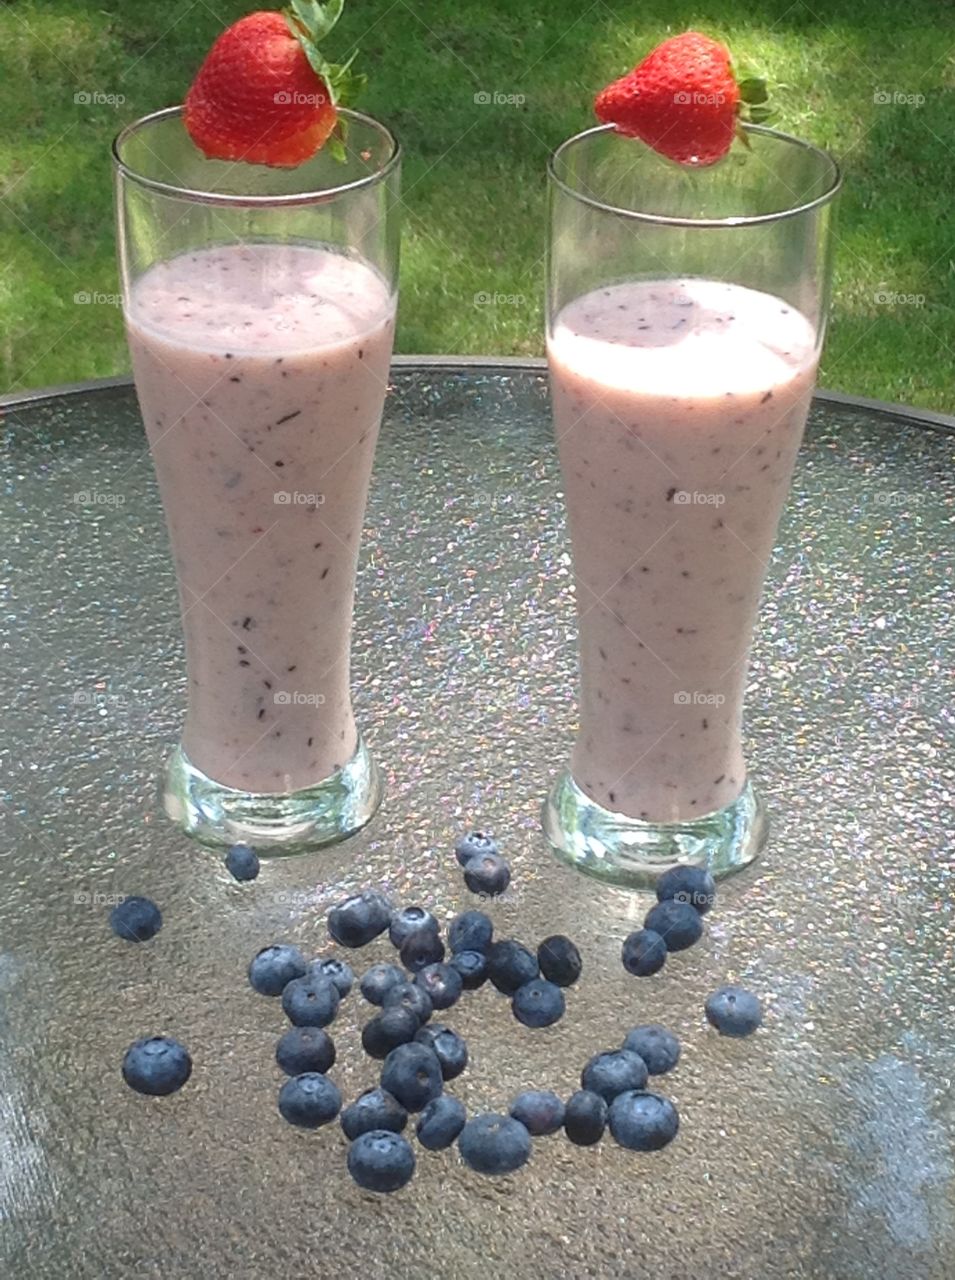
[449,949,487,990]
[463,852,511,897]
[121,1036,191,1096]
[643,900,704,952]
[622,1025,681,1076]
[537,935,582,987]
[109,896,162,943]
[399,929,445,973]
[448,909,494,955]
[454,830,498,868]
[340,1087,407,1140]
[388,905,439,950]
[382,981,433,1026]
[380,1043,444,1113]
[621,929,667,977]
[414,1024,468,1081]
[458,1113,531,1175]
[512,978,565,1028]
[509,1090,565,1136]
[581,1049,649,1103]
[361,1006,421,1060]
[248,943,307,996]
[608,1090,679,1151]
[277,1072,341,1129]
[347,1130,415,1193]
[224,843,260,882]
[308,955,354,998]
[327,890,392,948]
[656,863,717,915]
[275,1026,336,1077]
[416,1095,467,1151]
[486,940,539,996]
[704,985,763,1037]
[563,1090,608,1146]
[414,962,463,1011]
[360,962,406,1007]
[281,975,341,1028]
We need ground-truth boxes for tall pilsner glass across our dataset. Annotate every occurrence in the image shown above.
[114,108,400,851]
[542,124,840,887]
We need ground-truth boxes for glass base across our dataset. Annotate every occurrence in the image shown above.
[541,770,767,890]
[163,735,382,854]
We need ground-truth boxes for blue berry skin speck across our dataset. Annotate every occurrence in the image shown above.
[450,949,488,990]
[275,1026,336,1077]
[380,1043,444,1112]
[656,864,716,915]
[308,956,354,998]
[414,1024,468,1081]
[347,1130,416,1193]
[512,979,565,1028]
[340,1087,407,1140]
[248,943,307,996]
[327,890,392,948]
[277,1072,341,1129]
[361,1006,421,1060]
[454,830,498,868]
[643,899,704,952]
[458,1113,531,1176]
[224,843,260,882]
[621,928,667,977]
[281,975,340,1028]
[414,962,463,1011]
[486,940,539,996]
[537,935,582,988]
[416,1095,467,1151]
[608,1090,679,1151]
[581,1049,649,1103]
[382,981,433,1027]
[360,962,406,1007]
[389,905,439,949]
[464,852,511,898]
[705,985,763,1037]
[109,896,162,943]
[564,1090,608,1146]
[448,909,493,955]
[510,1090,565,1137]
[121,1036,191,1096]
[622,1025,681,1076]
[399,929,445,973]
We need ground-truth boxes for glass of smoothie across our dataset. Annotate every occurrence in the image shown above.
[542,123,840,887]
[113,106,400,850]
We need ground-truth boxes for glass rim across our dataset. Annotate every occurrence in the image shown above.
[548,122,841,228]
[112,105,400,206]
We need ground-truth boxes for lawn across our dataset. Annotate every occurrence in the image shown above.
[1,0,954,409]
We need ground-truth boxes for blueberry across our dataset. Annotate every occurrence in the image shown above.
[224,843,259,882]
[382,981,433,1026]
[581,1049,648,1103]
[121,1036,191,1096]
[248,943,307,996]
[388,905,439,949]
[277,1072,341,1129]
[608,1090,679,1151]
[360,962,406,1006]
[622,1024,681,1076]
[414,962,463,1011]
[308,955,354,998]
[448,909,494,955]
[340,1087,407,1139]
[327,890,392,948]
[414,1024,468,1081]
[281,975,340,1028]
[416,1095,467,1150]
[347,1130,416,1193]
[563,1090,608,1146]
[656,863,717,915]
[512,978,565,1028]
[621,929,667,977]
[275,1026,336,1076]
[399,929,445,973]
[458,1114,531,1176]
[643,900,704,952]
[450,949,488,990]
[454,830,498,868]
[109,896,162,943]
[361,1006,421,1059]
[704,985,763,1037]
[463,852,511,898]
[537,934,582,987]
[509,1090,565,1136]
[486,940,539,996]
[380,1043,444,1112]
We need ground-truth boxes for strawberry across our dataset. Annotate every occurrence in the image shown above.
[594,31,768,167]
[184,0,365,168]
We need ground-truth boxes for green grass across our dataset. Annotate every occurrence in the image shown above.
[2,0,954,409]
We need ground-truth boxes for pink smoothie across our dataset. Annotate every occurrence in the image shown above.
[548,278,818,823]
[126,243,395,793]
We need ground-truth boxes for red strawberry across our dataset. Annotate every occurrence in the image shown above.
[595,32,754,167]
[184,1,365,168]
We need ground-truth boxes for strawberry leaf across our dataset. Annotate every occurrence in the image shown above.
[288,0,345,44]
[745,104,775,124]
[737,77,768,105]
